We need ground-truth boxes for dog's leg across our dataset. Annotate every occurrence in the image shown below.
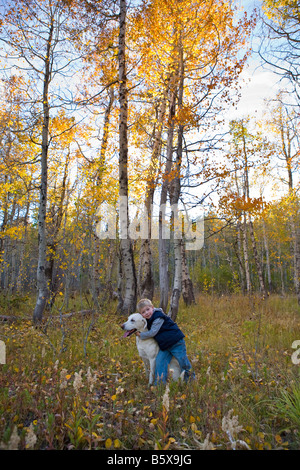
[148,359,156,385]
[143,358,150,380]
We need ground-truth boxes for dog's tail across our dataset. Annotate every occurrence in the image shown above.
[169,368,185,382]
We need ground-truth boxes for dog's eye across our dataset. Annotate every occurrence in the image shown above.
[130,319,135,322]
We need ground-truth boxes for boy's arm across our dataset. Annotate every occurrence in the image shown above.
[139,318,164,339]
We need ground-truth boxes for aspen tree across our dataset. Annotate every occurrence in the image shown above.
[118,0,137,314]
[267,99,300,304]
[0,0,88,321]
[261,0,300,99]
[129,0,253,312]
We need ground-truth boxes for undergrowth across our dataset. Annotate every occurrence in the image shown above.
[0,293,299,450]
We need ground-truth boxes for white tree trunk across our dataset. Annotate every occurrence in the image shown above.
[168,45,184,321]
[241,214,251,294]
[159,89,176,312]
[249,217,267,298]
[262,219,273,293]
[118,0,136,314]
[138,95,167,300]
[33,21,54,323]
[290,203,300,305]
[181,242,195,306]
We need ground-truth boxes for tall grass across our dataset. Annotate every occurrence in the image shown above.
[272,384,300,438]
[0,293,299,449]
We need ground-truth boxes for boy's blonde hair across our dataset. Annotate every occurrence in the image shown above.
[137,298,153,312]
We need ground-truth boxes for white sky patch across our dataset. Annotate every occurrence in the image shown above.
[228,66,281,120]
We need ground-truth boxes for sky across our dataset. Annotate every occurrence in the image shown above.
[229,67,280,119]
[229,0,282,120]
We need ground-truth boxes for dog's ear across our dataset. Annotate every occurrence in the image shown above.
[142,318,147,328]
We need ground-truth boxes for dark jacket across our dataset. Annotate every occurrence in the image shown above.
[147,308,184,350]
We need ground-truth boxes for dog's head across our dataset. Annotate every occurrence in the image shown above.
[121,313,148,337]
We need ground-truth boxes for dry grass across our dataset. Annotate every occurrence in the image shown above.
[0,293,299,450]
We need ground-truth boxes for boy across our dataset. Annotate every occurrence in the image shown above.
[136,298,194,385]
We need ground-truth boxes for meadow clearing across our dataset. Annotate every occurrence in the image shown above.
[0,293,299,451]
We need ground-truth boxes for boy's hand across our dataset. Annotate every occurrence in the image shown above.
[136,331,140,337]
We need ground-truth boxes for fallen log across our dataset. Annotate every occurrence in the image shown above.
[0,315,17,323]
[0,310,94,324]
[61,309,94,319]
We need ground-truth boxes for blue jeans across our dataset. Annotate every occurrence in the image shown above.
[154,339,194,385]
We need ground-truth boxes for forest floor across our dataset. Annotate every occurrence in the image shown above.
[0,293,299,451]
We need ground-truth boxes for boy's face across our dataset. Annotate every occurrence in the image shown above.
[140,305,154,319]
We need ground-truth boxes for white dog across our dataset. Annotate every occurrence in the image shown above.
[121,313,182,385]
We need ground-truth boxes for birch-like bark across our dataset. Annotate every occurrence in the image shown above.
[168,46,184,321]
[241,128,266,298]
[235,220,246,293]
[16,180,31,292]
[241,214,251,294]
[46,152,70,308]
[116,240,123,312]
[159,81,176,313]
[97,87,114,184]
[118,0,136,314]
[278,243,285,296]
[94,88,114,303]
[181,242,195,306]
[138,95,167,300]
[278,103,300,303]
[262,218,273,293]
[249,217,267,298]
[33,20,54,323]
[233,166,246,292]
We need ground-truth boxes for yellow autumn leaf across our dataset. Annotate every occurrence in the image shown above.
[105,438,112,449]
[138,437,146,446]
[191,422,198,432]
[114,439,121,448]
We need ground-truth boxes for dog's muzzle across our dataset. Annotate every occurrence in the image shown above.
[121,324,137,338]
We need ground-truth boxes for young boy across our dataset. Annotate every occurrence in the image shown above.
[136,298,194,385]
